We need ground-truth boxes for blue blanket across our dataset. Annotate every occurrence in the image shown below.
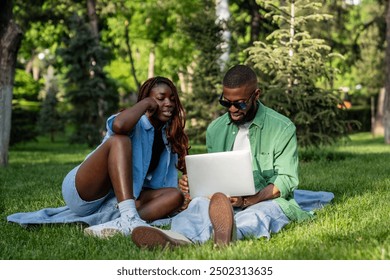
[7,189,334,227]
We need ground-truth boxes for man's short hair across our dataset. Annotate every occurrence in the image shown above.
[223,65,257,88]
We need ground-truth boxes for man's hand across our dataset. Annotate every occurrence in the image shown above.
[230,196,244,208]
[230,194,259,209]
[231,184,281,209]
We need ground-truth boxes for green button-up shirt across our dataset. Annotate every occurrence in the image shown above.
[206,101,313,222]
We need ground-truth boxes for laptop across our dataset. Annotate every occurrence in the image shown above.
[185,150,256,198]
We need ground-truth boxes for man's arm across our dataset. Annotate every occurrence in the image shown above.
[231,124,298,208]
[230,183,280,208]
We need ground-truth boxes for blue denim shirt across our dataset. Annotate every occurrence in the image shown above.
[102,114,178,199]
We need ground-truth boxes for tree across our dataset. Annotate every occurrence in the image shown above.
[317,1,386,136]
[58,13,118,147]
[0,0,23,167]
[37,66,64,142]
[247,0,350,146]
[385,0,390,143]
[228,0,277,64]
[181,0,225,143]
[10,69,41,145]
[100,0,195,104]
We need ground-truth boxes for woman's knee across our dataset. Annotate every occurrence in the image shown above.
[157,187,185,208]
[139,187,184,205]
[107,134,132,149]
[168,187,185,207]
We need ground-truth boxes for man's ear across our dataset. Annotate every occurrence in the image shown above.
[254,88,261,100]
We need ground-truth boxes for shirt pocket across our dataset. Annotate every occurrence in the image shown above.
[256,152,274,180]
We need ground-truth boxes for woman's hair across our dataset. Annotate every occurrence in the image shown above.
[137,76,190,173]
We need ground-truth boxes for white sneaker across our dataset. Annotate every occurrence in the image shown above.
[84,216,149,238]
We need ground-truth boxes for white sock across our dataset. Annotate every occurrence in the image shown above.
[117,199,148,230]
[118,199,139,221]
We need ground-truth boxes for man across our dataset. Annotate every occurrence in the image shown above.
[131,64,314,248]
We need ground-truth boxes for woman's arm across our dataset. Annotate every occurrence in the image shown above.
[112,97,158,135]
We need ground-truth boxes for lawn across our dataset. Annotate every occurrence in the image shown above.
[0,133,389,260]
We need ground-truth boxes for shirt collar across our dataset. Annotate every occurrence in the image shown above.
[251,101,266,129]
[141,114,168,131]
[142,115,170,146]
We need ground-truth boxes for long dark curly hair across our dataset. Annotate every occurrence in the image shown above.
[137,76,190,173]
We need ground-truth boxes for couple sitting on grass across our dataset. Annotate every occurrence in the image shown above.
[7,65,334,248]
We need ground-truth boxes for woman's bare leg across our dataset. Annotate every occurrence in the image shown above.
[75,134,134,203]
[81,134,150,237]
[136,188,184,221]
[76,134,183,224]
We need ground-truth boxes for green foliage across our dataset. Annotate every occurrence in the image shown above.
[10,0,387,148]
[58,13,118,147]
[344,2,385,97]
[37,75,64,142]
[181,0,225,143]
[227,0,277,64]
[247,0,352,147]
[308,0,385,109]
[101,0,196,98]
[10,70,42,145]
[1,133,389,259]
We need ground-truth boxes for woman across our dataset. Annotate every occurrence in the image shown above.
[62,76,189,238]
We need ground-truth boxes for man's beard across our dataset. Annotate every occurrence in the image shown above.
[229,102,258,126]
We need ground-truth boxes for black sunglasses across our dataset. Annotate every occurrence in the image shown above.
[219,89,257,110]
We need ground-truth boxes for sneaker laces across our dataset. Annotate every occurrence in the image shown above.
[123,215,149,232]
[115,219,123,228]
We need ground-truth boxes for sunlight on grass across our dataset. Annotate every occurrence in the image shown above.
[0,132,389,260]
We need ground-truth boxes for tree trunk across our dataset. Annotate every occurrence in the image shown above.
[148,46,155,78]
[385,0,390,144]
[0,0,23,167]
[248,0,262,44]
[86,0,106,137]
[87,0,99,38]
[124,19,140,91]
[372,88,385,136]
[216,0,230,70]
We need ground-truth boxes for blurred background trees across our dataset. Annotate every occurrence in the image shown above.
[1,0,389,166]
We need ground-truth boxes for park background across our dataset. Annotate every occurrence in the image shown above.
[0,0,389,260]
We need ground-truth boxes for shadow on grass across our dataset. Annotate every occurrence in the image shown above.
[299,148,353,162]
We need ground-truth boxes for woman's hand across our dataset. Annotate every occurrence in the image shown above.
[113,97,159,134]
[179,174,191,211]
[179,174,189,193]
[144,97,159,119]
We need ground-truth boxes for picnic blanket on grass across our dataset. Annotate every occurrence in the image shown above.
[7,189,334,227]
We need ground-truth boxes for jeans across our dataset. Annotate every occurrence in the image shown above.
[170,197,290,243]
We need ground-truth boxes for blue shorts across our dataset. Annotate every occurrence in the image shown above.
[62,165,115,217]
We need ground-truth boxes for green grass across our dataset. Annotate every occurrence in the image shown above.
[0,133,389,260]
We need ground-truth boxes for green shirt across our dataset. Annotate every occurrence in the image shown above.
[206,101,313,222]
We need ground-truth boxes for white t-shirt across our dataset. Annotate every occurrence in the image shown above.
[233,122,251,153]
